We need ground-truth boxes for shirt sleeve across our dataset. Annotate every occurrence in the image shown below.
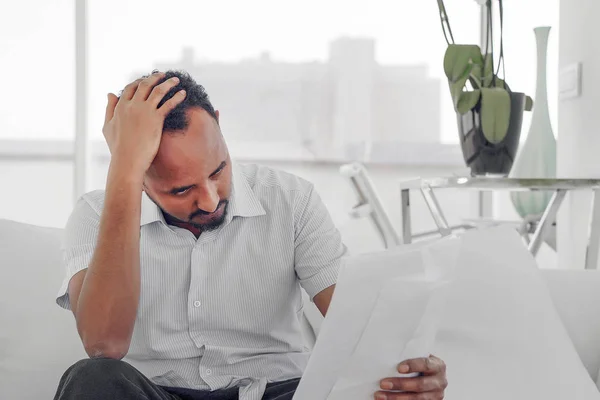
[294,184,348,300]
[56,196,101,310]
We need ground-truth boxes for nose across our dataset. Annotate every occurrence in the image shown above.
[195,184,220,213]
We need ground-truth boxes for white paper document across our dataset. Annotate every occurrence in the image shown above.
[293,236,460,400]
[294,227,600,400]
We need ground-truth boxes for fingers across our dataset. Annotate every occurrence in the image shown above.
[379,375,448,394]
[104,93,119,125]
[148,76,181,107]
[158,89,187,116]
[120,78,144,101]
[133,71,166,101]
[374,390,445,400]
[113,71,182,119]
[398,356,446,376]
[375,356,447,400]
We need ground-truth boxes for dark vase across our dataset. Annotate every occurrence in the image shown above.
[457,92,526,176]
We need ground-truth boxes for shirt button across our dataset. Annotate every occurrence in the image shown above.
[193,300,201,307]
[206,369,212,376]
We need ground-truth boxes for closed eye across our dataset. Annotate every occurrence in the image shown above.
[170,186,193,196]
[209,161,227,179]
[211,168,223,179]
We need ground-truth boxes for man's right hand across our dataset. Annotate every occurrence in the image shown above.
[102,71,187,175]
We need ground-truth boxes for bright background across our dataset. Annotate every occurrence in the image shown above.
[0,0,559,257]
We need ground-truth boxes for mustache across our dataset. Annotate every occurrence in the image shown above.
[189,200,228,220]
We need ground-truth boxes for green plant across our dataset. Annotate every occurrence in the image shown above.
[436,0,533,144]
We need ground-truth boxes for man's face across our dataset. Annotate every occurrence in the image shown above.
[143,108,232,232]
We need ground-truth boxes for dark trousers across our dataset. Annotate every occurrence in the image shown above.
[54,358,300,400]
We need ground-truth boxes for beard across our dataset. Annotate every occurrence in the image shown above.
[162,199,229,232]
[144,188,230,232]
[187,200,229,231]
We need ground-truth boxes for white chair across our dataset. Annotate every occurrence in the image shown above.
[339,162,401,249]
[340,162,555,250]
[340,162,474,248]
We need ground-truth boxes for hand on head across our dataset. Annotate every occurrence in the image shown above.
[103,71,187,175]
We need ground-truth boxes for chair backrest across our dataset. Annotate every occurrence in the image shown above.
[340,162,401,248]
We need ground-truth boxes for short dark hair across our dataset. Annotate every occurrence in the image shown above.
[141,69,218,131]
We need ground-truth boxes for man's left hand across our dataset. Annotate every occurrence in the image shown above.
[375,355,447,400]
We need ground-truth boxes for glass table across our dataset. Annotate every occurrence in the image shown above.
[399,177,600,270]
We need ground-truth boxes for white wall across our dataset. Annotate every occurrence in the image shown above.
[557,0,600,269]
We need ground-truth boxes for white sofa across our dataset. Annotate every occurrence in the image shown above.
[2,219,600,399]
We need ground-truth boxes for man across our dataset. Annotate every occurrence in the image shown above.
[54,70,447,400]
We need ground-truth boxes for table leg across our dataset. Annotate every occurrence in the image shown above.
[421,186,452,237]
[478,190,493,219]
[528,190,566,256]
[401,189,412,244]
[585,189,600,269]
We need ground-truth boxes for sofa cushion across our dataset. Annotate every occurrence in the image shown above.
[0,219,86,400]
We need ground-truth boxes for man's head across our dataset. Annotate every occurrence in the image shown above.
[138,70,232,233]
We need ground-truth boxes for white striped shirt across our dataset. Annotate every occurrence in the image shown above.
[56,162,346,400]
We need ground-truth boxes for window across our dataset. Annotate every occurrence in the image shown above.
[8,1,547,237]
[0,0,74,140]
[87,0,480,163]
[0,0,74,227]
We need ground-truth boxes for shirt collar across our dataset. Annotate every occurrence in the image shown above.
[140,162,265,227]
[227,162,266,219]
[140,191,166,226]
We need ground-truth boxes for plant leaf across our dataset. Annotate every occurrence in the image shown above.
[449,65,472,110]
[456,90,481,115]
[448,63,481,114]
[469,75,482,90]
[483,53,494,87]
[481,88,511,144]
[525,96,534,111]
[443,45,484,82]
[470,63,483,85]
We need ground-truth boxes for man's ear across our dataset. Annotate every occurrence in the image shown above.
[215,109,220,123]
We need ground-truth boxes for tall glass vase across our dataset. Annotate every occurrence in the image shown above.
[510,26,557,218]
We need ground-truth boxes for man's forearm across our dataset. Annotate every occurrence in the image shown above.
[76,161,144,359]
